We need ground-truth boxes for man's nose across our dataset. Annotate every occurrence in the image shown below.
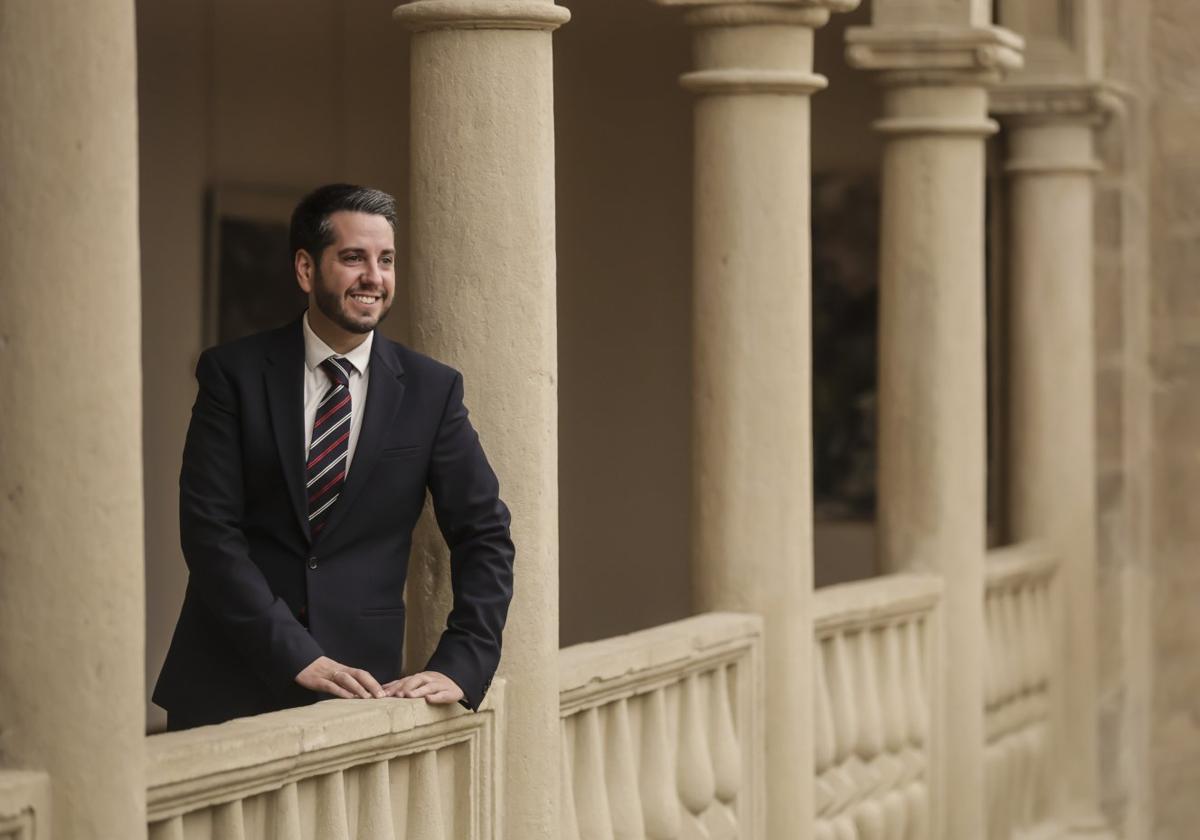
[361,261,384,287]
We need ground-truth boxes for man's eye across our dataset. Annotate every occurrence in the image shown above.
[344,254,361,263]
[381,256,394,266]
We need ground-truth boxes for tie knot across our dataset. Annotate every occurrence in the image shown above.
[320,356,354,388]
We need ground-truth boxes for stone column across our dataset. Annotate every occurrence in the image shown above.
[654,2,856,835]
[392,2,568,838]
[0,1,146,838]
[846,21,1022,840]
[992,85,1117,838]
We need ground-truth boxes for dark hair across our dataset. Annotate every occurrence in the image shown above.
[289,183,398,259]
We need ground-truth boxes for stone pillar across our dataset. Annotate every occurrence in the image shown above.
[654,2,857,835]
[0,1,146,838]
[846,22,1022,840]
[392,2,568,838]
[992,86,1116,838]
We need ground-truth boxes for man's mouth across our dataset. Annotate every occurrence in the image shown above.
[349,292,382,305]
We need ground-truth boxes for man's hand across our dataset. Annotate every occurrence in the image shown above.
[383,671,465,705]
[295,656,385,699]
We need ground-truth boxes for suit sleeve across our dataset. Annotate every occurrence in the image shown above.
[423,371,516,711]
[179,349,325,699]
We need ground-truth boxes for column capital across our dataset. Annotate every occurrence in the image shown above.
[655,0,859,30]
[991,79,1129,125]
[393,0,569,33]
[846,24,1023,84]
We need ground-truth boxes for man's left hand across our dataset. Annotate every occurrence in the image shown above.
[383,671,464,704]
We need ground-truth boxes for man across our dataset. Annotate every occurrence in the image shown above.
[154,184,514,730]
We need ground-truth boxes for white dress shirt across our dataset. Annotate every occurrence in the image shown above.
[303,311,373,473]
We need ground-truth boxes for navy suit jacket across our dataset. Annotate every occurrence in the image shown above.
[153,317,514,728]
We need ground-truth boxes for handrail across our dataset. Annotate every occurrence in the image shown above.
[814,572,943,635]
[146,685,503,838]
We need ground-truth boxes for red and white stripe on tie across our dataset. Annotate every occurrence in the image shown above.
[306,356,354,537]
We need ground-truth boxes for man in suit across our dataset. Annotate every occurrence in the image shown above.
[154,184,514,731]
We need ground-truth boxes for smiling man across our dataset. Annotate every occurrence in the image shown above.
[154,184,515,730]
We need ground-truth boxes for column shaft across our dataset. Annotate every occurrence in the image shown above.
[394,2,568,838]
[1004,118,1106,832]
[680,6,836,837]
[0,1,146,838]
[874,82,993,840]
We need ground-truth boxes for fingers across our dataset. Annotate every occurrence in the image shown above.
[352,668,386,699]
[424,688,461,704]
[326,667,372,700]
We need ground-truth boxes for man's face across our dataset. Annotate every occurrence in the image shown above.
[298,210,396,336]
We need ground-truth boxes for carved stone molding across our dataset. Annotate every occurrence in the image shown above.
[846,24,1024,83]
[393,0,570,32]
[990,79,1128,123]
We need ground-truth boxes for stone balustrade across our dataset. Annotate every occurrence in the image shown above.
[983,542,1059,840]
[812,573,943,840]
[145,688,503,840]
[0,771,50,840]
[559,613,765,840]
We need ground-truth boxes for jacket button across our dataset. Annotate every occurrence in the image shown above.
[308,556,318,570]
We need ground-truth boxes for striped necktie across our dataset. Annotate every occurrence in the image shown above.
[307,356,354,537]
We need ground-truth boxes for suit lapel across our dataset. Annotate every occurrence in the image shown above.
[264,320,311,542]
[314,336,406,545]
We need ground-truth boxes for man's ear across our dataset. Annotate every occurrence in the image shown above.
[295,249,315,294]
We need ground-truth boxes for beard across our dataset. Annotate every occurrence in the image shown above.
[311,266,393,335]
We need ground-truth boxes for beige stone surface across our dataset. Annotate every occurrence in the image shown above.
[394,3,569,838]
[0,1,147,837]
[658,2,857,836]
[846,14,1020,839]
[1148,2,1200,837]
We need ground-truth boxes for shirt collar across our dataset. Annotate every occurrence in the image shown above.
[302,310,374,376]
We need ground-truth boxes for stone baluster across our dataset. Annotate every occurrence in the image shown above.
[706,666,740,839]
[902,620,930,837]
[391,3,570,837]
[641,689,681,840]
[150,817,184,840]
[315,770,350,840]
[677,672,717,837]
[846,4,1022,835]
[358,761,395,840]
[606,698,646,840]
[212,800,246,840]
[815,641,837,832]
[406,751,445,840]
[269,781,302,840]
[563,720,585,840]
[853,632,887,839]
[575,706,616,840]
[0,2,146,837]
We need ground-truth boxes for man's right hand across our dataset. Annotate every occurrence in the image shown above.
[295,656,385,699]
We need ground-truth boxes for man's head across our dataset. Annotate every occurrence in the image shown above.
[290,184,398,348]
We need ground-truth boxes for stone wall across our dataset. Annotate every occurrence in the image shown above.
[1147,1,1200,837]
[1093,0,1155,837]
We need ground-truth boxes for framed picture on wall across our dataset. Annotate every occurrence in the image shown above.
[203,184,309,345]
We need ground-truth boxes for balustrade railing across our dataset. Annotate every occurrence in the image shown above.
[559,612,764,840]
[812,573,942,840]
[0,771,50,840]
[146,688,502,840]
[984,542,1059,840]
